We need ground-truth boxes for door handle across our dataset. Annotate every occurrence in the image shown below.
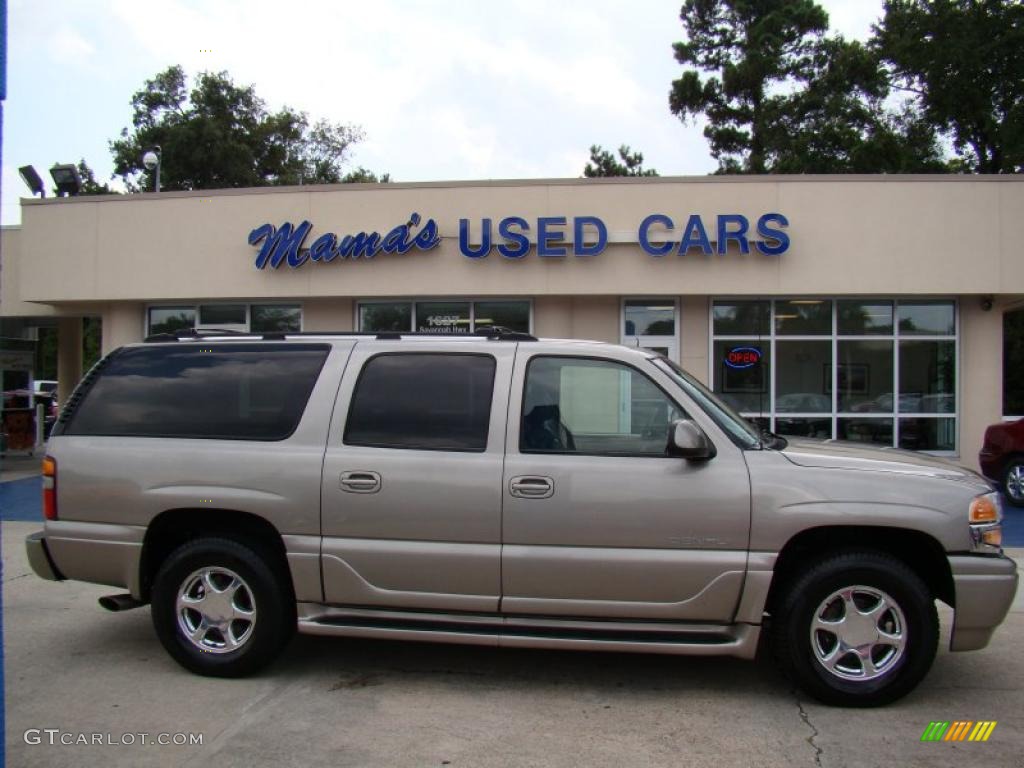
[509,475,554,499]
[340,471,382,494]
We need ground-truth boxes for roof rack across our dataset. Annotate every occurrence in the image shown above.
[144,326,538,343]
[143,328,251,343]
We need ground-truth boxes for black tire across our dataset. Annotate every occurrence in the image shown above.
[771,550,938,707]
[1002,458,1024,508]
[151,537,295,677]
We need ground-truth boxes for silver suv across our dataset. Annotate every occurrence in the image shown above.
[25,330,1018,707]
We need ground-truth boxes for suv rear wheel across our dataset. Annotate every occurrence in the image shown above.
[151,537,294,677]
[771,550,938,707]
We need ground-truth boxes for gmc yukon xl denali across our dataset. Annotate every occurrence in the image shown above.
[25,330,1018,707]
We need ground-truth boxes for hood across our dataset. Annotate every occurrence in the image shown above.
[780,438,990,486]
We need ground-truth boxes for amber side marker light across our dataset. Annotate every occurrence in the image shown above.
[42,456,58,520]
[969,495,999,524]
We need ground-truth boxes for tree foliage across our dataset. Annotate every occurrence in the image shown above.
[669,0,947,173]
[110,66,379,191]
[583,144,659,177]
[875,0,1024,173]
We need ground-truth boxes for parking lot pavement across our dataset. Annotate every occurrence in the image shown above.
[1,521,1022,768]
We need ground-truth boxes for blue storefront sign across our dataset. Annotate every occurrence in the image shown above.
[248,211,789,269]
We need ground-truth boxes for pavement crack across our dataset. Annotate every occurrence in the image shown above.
[795,693,824,768]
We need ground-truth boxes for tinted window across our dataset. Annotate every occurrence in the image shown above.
[521,357,684,456]
[65,344,329,440]
[345,354,495,451]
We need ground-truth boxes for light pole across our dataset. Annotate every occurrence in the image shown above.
[142,146,162,192]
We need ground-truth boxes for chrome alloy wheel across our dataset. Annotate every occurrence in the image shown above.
[1007,463,1024,502]
[176,567,257,654]
[810,586,907,682]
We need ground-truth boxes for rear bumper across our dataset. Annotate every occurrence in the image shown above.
[949,553,1019,651]
[25,532,64,582]
[26,521,145,598]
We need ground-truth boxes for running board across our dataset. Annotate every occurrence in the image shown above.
[296,604,760,659]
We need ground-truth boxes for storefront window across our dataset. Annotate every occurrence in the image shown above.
[775,340,830,413]
[838,301,893,335]
[774,300,832,335]
[474,301,530,333]
[148,304,302,335]
[149,307,196,336]
[622,298,679,362]
[360,303,413,332]
[198,304,247,326]
[710,299,957,453]
[712,301,769,335]
[899,341,955,413]
[251,305,302,333]
[836,340,894,412]
[417,302,471,334]
[1003,308,1024,416]
[624,301,675,336]
[898,301,955,335]
[357,300,532,334]
[713,340,770,414]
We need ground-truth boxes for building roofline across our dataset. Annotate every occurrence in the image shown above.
[18,173,1023,208]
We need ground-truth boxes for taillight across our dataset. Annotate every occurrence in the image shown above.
[42,456,57,520]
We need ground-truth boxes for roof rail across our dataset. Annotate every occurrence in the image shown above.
[143,328,252,343]
[144,327,539,343]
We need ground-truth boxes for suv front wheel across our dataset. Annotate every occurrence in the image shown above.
[771,550,938,707]
[151,537,295,677]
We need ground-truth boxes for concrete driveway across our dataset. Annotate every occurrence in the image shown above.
[3,520,1023,768]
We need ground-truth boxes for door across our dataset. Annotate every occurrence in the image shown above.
[501,349,751,621]
[321,342,515,612]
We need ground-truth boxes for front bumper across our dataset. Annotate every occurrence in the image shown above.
[949,553,1019,651]
[25,532,65,581]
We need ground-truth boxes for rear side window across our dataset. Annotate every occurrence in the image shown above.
[345,353,496,452]
[64,344,329,440]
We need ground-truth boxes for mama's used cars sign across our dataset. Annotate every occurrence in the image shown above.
[247,212,789,269]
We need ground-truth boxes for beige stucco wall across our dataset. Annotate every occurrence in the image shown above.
[0,226,56,318]
[9,176,1024,305]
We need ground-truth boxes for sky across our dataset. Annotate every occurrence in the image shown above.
[0,0,885,225]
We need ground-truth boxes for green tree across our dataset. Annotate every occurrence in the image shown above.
[874,0,1024,173]
[342,167,392,183]
[110,66,379,191]
[669,0,947,173]
[583,144,659,177]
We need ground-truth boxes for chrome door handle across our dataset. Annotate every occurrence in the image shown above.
[509,476,554,499]
[340,471,381,494]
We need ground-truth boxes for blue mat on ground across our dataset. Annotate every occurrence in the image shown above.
[0,477,43,522]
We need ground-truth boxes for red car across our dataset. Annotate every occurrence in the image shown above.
[979,418,1024,507]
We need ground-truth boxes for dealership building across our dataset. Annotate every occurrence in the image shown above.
[1,174,1022,469]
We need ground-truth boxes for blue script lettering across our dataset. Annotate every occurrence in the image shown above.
[248,214,440,269]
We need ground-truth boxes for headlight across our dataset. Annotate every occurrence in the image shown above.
[969,491,1003,553]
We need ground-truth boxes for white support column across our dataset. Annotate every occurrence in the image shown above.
[101,303,146,355]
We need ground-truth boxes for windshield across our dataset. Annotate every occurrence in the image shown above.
[652,357,761,450]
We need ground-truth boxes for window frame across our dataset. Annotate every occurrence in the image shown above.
[518,354,690,459]
[708,297,959,456]
[343,351,498,453]
[146,302,303,335]
[355,298,534,335]
[620,297,680,363]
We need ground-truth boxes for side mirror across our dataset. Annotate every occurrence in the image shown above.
[667,419,717,460]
